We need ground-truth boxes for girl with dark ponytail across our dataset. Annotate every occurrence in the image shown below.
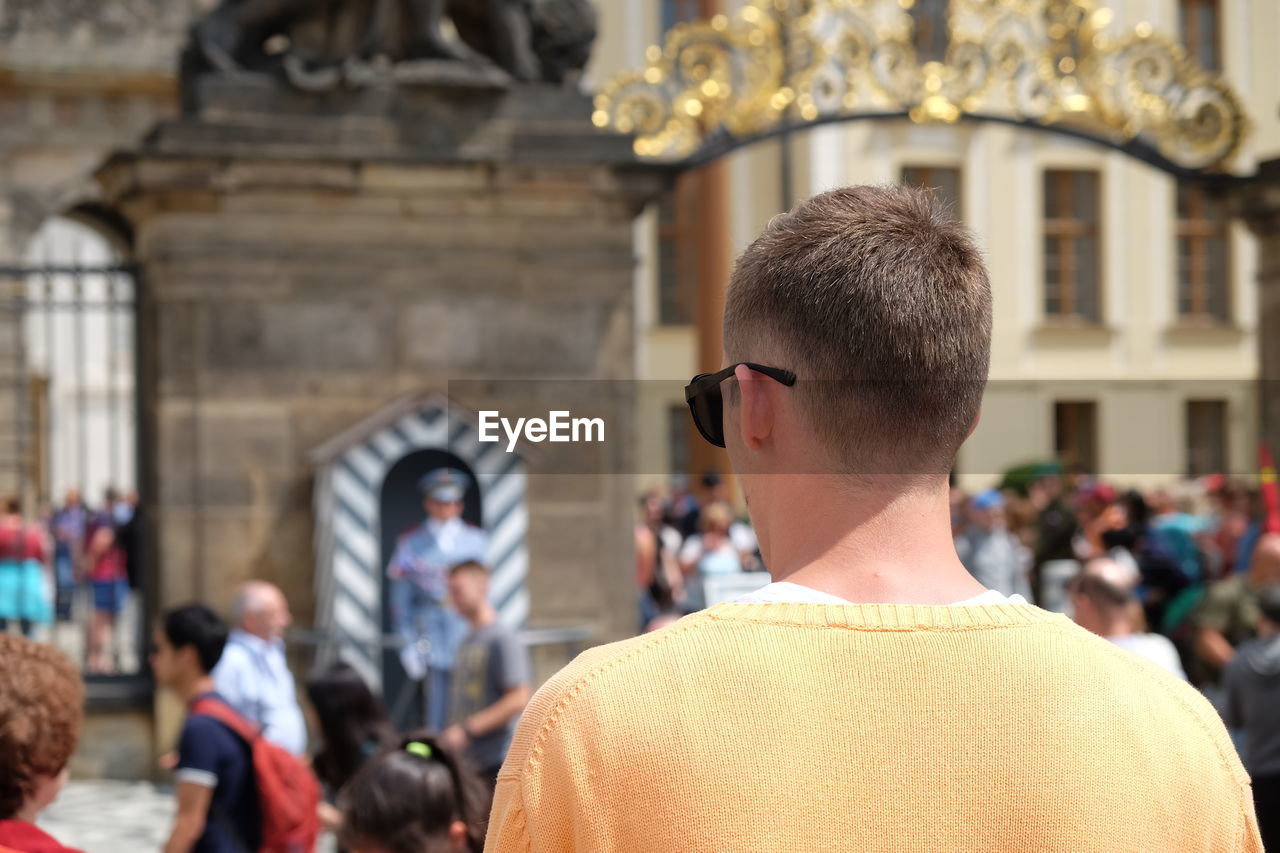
[338,733,490,853]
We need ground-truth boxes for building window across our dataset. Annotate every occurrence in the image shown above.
[657,177,698,326]
[661,0,702,31]
[909,0,950,64]
[668,403,691,476]
[1186,400,1228,477]
[901,165,961,219]
[1054,401,1097,474]
[1179,0,1220,71]
[1043,170,1101,323]
[1176,183,1231,322]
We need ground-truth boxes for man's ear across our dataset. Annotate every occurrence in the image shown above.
[965,407,981,440]
[179,643,202,673]
[733,363,774,450]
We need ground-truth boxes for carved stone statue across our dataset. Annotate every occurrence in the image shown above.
[182,0,596,93]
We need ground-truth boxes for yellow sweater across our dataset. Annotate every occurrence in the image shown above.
[486,602,1263,852]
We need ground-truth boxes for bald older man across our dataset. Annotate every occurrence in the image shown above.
[1192,533,1280,685]
[211,581,306,755]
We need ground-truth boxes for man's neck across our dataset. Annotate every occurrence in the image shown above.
[174,674,216,706]
[1102,619,1133,638]
[469,604,497,630]
[755,476,986,605]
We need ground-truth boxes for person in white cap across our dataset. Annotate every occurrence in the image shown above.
[387,467,489,731]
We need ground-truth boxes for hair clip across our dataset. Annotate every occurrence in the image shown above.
[405,741,433,759]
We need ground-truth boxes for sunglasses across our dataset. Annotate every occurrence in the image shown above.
[684,363,797,448]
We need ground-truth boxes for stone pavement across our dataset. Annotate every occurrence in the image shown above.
[38,780,338,852]
[37,780,172,851]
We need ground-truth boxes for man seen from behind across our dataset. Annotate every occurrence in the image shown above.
[485,186,1263,852]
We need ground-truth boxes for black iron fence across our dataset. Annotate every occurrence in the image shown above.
[0,258,144,679]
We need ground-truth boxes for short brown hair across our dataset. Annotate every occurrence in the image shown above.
[448,560,488,578]
[0,634,84,818]
[724,185,991,477]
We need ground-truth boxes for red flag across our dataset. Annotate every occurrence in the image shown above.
[1260,442,1280,534]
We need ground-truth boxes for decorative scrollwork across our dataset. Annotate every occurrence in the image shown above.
[594,0,1248,172]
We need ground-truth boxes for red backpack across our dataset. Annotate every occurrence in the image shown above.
[191,697,322,853]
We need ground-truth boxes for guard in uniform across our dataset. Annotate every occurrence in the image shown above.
[387,467,489,731]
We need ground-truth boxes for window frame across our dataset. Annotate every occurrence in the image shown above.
[661,0,704,31]
[1185,399,1229,477]
[1053,400,1098,474]
[1175,182,1233,324]
[1042,169,1103,324]
[655,175,699,327]
[1178,0,1221,72]
[908,0,951,64]
[900,164,963,219]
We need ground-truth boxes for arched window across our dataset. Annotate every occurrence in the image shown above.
[8,214,142,677]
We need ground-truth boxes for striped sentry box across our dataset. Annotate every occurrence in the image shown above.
[311,395,528,689]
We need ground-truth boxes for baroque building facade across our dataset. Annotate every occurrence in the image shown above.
[590,0,1279,492]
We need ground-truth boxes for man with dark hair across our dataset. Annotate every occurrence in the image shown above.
[152,604,262,853]
[440,561,531,789]
[1223,583,1280,851]
[486,186,1262,851]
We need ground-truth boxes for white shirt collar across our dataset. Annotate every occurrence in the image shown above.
[229,628,284,654]
[732,581,1027,607]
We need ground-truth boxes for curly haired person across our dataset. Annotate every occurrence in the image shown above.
[0,633,85,853]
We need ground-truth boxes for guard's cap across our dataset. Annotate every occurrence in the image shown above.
[419,467,470,502]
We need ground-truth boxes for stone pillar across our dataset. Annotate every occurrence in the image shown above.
[97,76,665,642]
[1236,159,1280,457]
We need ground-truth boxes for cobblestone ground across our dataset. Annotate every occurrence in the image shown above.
[38,780,337,852]
[37,780,173,851]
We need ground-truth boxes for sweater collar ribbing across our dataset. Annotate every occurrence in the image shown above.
[705,600,1068,630]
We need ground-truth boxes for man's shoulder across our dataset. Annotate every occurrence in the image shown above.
[213,637,254,670]
[1194,576,1249,619]
[1207,575,1248,599]
[467,619,520,653]
[1054,623,1244,777]
[511,612,1240,770]
[181,710,244,752]
[500,613,715,772]
[395,523,426,544]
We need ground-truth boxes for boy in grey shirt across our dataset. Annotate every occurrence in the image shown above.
[440,560,532,787]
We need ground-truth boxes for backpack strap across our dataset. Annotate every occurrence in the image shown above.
[190,696,262,744]
[187,697,261,853]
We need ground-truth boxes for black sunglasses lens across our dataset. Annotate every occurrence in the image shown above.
[689,381,726,448]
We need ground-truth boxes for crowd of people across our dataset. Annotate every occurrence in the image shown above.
[0,487,140,673]
[4,184,1279,851]
[639,466,1278,691]
[0,570,525,853]
[635,462,1280,846]
[0,467,533,852]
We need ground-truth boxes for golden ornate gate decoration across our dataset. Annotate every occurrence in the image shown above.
[594,0,1248,174]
